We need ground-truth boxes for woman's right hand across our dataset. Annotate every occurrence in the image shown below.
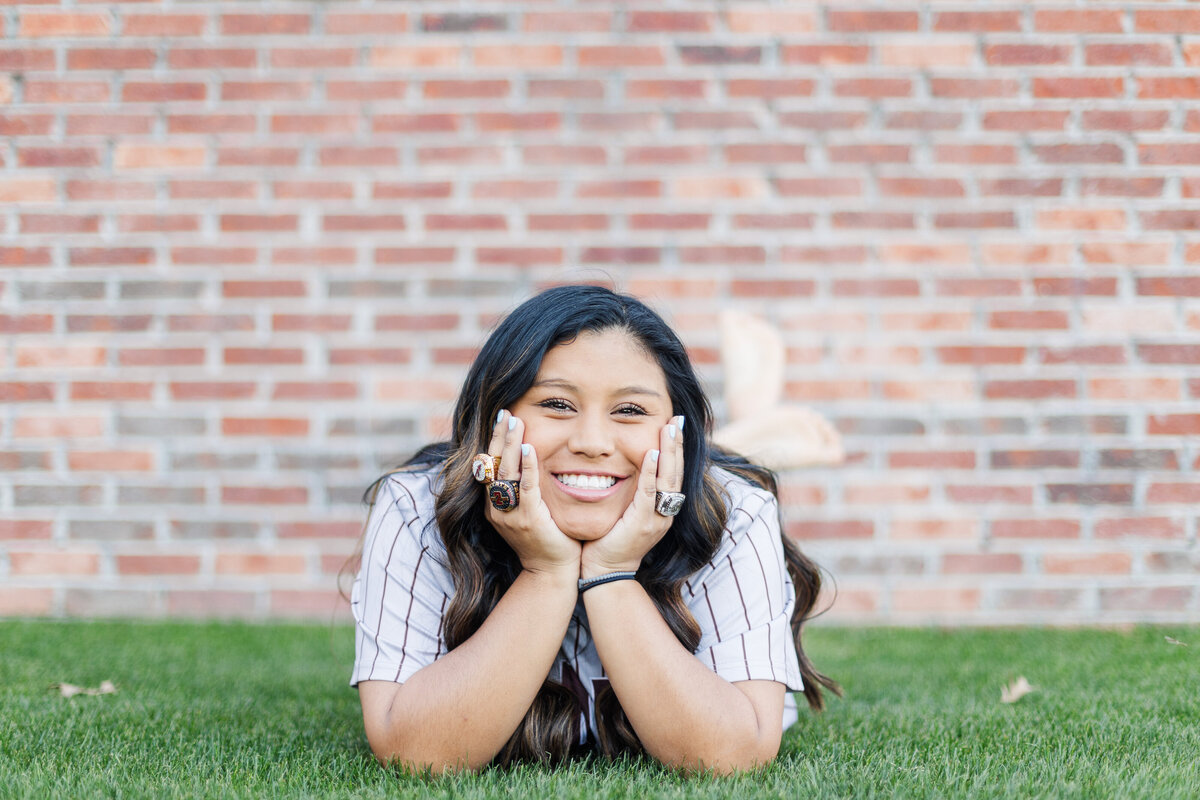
[483,410,581,577]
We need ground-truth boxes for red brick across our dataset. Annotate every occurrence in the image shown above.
[0,521,53,541]
[787,520,873,540]
[374,314,458,332]
[217,552,307,573]
[223,80,312,102]
[329,348,412,366]
[937,278,1022,297]
[368,114,453,136]
[627,11,713,32]
[1034,76,1124,98]
[71,381,153,401]
[828,9,917,32]
[223,348,303,366]
[21,213,100,234]
[524,11,611,33]
[0,247,53,266]
[168,48,256,69]
[1082,109,1170,132]
[528,79,605,100]
[989,310,1070,330]
[1137,76,1200,99]
[220,215,297,233]
[726,7,815,33]
[20,11,110,37]
[14,416,104,439]
[1099,587,1194,611]
[1099,449,1179,470]
[116,555,201,575]
[278,522,361,539]
[1146,483,1200,503]
[1086,42,1173,66]
[891,519,979,540]
[934,144,1017,164]
[220,14,308,36]
[16,345,106,369]
[325,12,408,35]
[992,519,1080,539]
[982,109,1069,131]
[934,11,1021,32]
[0,382,54,402]
[937,346,1026,365]
[69,451,154,471]
[10,549,100,576]
[986,43,1072,66]
[1138,344,1200,364]
[888,451,976,470]
[0,112,54,136]
[122,82,206,103]
[475,248,563,267]
[24,80,110,104]
[1135,10,1200,33]
[1095,517,1185,539]
[782,44,869,66]
[271,114,358,136]
[893,588,980,614]
[0,315,54,334]
[271,314,352,333]
[1036,9,1123,33]
[942,554,1023,574]
[115,144,206,170]
[1080,241,1170,265]
[1149,414,1200,436]
[833,78,912,99]
[118,348,205,367]
[124,13,206,37]
[1041,345,1124,365]
[170,382,256,401]
[1047,483,1133,505]
[578,45,663,68]
[929,76,1019,98]
[323,215,407,233]
[527,214,609,232]
[985,380,1076,400]
[222,418,308,438]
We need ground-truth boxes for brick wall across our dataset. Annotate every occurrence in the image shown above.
[2,2,1197,625]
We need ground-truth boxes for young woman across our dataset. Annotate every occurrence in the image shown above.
[349,286,837,773]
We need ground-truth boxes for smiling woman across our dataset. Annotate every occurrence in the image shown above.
[347,286,838,773]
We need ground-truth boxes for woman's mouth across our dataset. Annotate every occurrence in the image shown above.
[553,473,618,490]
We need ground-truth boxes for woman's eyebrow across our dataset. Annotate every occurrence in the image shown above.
[532,378,663,398]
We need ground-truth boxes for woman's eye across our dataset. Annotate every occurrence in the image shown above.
[538,399,573,412]
[615,404,648,416]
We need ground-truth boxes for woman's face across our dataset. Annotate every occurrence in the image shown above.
[510,327,674,541]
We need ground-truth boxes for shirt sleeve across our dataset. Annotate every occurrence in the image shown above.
[685,484,805,694]
[350,471,454,687]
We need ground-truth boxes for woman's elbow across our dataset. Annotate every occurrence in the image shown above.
[368,739,491,775]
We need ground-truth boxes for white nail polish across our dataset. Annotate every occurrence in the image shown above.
[650,449,660,462]
[521,443,530,457]
[496,410,504,425]
[508,416,518,431]
[667,425,676,440]
[677,416,685,431]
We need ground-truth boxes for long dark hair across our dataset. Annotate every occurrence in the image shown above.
[361,285,838,764]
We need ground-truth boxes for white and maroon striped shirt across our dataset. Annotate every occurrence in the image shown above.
[350,464,805,741]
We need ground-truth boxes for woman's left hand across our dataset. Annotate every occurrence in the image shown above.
[580,416,685,579]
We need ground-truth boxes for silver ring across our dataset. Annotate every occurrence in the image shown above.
[654,491,685,517]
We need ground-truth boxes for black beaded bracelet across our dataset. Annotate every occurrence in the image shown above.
[578,571,637,594]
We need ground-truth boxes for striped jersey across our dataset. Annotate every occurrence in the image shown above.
[350,464,805,741]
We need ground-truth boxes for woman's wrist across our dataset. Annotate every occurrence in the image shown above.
[579,555,641,581]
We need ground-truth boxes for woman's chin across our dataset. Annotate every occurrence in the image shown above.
[560,525,610,542]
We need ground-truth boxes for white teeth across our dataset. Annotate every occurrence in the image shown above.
[555,473,616,490]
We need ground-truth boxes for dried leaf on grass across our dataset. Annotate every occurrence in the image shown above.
[51,680,117,698]
[1000,676,1035,704]
[1165,636,1188,647]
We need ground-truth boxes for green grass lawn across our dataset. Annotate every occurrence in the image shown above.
[1,620,1197,799]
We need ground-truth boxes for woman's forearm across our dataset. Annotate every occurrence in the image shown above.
[360,567,578,772]
[583,579,784,773]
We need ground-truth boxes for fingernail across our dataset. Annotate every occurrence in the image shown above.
[667,425,676,440]
[521,443,530,457]
[496,410,505,425]
[677,416,686,431]
[508,415,518,431]
[650,449,660,462]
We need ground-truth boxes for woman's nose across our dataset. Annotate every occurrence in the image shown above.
[567,412,613,457]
